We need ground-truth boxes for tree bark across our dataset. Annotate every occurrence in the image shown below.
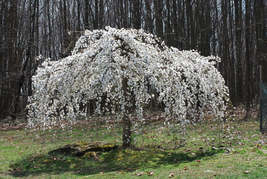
[234,0,243,104]
[154,0,163,38]
[94,0,99,29]
[165,0,171,46]
[221,0,230,92]
[256,0,267,131]
[99,0,104,28]
[261,0,267,77]
[84,0,90,29]
[122,113,132,148]
[132,0,141,29]
[186,0,194,49]
[242,0,252,120]
[122,78,132,148]
[144,0,153,33]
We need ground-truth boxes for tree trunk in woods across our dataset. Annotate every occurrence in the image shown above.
[99,0,104,28]
[154,0,163,38]
[244,0,252,120]
[261,0,267,132]
[172,0,178,47]
[84,0,90,29]
[256,0,267,131]
[261,1,267,99]
[221,0,230,93]
[234,0,244,104]
[144,0,153,33]
[94,0,99,29]
[132,0,141,29]
[165,0,171,46]
[228,0,236,105]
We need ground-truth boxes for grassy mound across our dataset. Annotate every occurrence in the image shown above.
[49,142,118,157]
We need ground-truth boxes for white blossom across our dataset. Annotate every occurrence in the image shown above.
[27,27,229,129]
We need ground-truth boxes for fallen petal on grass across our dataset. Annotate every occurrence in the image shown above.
[244,170,250,174]
[168,172,175,178]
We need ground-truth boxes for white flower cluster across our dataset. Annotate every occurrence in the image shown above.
[27,27,229,128]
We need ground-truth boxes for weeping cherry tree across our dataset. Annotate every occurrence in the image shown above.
[27,27,229,148]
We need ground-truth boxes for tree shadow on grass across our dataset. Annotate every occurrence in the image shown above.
[9,146,224,177]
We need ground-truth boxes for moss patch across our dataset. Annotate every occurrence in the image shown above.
[49,142,118,157]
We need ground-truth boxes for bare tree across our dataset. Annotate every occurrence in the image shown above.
[132,0,141,29]
[144,0,153,33]
[154,0,163,38]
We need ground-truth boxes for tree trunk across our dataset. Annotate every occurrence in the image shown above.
[221,0,230,94]
[165,0,171,46]
[172,0,178,47]
[244,0,252,119]
[84,0,90,29]
[154,0,163,38]
[122,114,132,148]
[122,78,132,148]
[144,0,153,33]
[262,0,267,76]
[186,0,194,49]
[94,0,99,29]
[234,0,243,104]
[255,0,267,131]
[132,0,141,29]
[99,0,104,28]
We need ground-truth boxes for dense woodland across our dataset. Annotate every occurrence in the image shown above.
[0,0,266,119]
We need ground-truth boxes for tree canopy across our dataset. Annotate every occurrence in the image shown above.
[27,27,229,132]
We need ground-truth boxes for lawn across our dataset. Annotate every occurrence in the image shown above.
[0,117,266,179]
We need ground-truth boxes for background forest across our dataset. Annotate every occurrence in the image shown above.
[0,0,266,119]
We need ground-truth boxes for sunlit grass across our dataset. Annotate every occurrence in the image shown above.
[0,119,266,178]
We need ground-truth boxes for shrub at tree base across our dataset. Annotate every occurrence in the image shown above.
[27,27,229,147]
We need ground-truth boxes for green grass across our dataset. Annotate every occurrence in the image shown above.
[0,119,266,179]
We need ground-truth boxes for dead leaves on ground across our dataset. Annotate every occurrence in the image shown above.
[135,171,154,176]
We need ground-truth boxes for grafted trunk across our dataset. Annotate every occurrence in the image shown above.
[122,78,132,148]
[122,114,132,148]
